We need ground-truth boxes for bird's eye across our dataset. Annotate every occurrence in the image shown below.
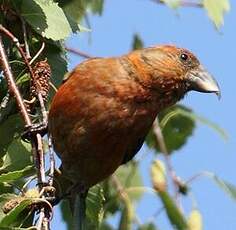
[180,53,188,62]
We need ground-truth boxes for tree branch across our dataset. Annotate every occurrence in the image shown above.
[0,35,32,126]
[0,24,53,229]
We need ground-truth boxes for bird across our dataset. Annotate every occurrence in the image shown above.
[48,45,220,227]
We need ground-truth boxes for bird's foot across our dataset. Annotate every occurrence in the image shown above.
[22,121,48,141]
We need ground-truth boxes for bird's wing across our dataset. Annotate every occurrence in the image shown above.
[121,134,147,164]
[62,58,101,83]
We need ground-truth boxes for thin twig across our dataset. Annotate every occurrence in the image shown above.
[36,209,45,229]
[152,118,181,198]
[149,206,164,222]
[0,35,32,126]
[22,175,38,193]
[36,133,46,185]
[65,46,94,59]
[111,175,134,230]
[111,175,133,213]
[20,17,31,59]
[111,175,126,198]
[48,135,55,187]
[186,171,210,185]
[151,0,203,8]
[42,216,50,230]
[0,24,34,77]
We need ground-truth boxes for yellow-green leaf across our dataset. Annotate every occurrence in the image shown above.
[203,0,230,28]
[150,160,166,192]
[161,0,181,9]
[188,209,203,230]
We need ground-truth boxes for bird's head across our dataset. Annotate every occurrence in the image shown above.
[128,45,220,106]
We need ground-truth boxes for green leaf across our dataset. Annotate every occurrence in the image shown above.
[0,227,36,230]
[0,191,41,228]
[170,107,228,141]
[137,222,157,230]
[203,0,230,28]
[21,0,72,40]
[0,165,35,183]
[0,193,18,221]
[102,162,142,219]
[146,105,195,154]
[86,184,105,227]
[98,222,115,230]
[0,139,32,173]
[132,34,144,50]
[109,163,142,230]
[62,0,88,32]
[62,0,86,23]
[102,181,120,216]
[0,115,23,158]
[161,0,181,9]
[46,41,68,87]
[158,191,188,230]
[115,162,143,200]
[60,186,105,229]
[210,175,236,201]
[0,199,33,227]
[88,0,104,15]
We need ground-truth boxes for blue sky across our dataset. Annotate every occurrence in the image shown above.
[52,0,236,229]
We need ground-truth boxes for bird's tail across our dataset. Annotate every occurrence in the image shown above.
[53,166,88,230]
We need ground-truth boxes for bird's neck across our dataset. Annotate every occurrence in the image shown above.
[119,53,186,111]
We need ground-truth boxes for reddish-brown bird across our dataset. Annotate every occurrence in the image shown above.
[49,45,220,193]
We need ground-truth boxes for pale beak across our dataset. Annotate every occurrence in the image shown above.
[187,65,221,99]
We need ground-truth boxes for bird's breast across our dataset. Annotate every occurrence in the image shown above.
[49,58,159,187]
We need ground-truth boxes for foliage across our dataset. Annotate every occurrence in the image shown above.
[0,0,233,229]
[203,0,230,28]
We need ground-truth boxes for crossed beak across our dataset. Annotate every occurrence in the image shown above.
[187,65,221,99]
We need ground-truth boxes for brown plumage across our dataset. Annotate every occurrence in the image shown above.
[49,45,220,191]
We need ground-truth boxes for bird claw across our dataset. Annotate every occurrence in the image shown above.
[40,185,56,201]
[22,122,48,141]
